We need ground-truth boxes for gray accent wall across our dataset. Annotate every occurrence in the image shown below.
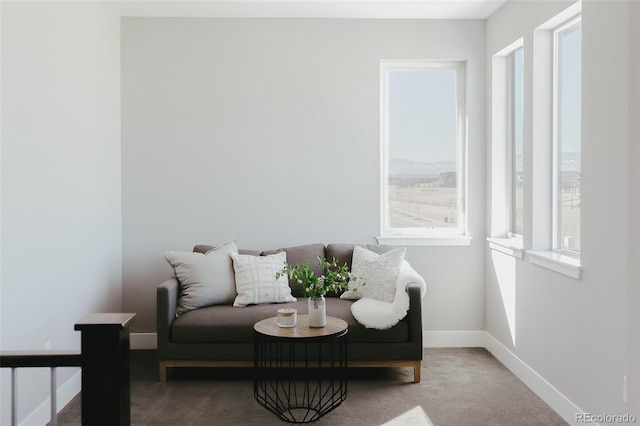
[121,18,487,333]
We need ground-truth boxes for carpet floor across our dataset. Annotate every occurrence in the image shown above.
[53,348,567,426]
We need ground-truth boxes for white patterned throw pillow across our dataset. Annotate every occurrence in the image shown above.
[231,251,297,307]
[341,245,406,303]
[164,239,239,316]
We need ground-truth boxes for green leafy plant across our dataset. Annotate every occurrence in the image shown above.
[275,256,364,300]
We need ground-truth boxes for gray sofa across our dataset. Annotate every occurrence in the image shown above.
[157,243,425,383]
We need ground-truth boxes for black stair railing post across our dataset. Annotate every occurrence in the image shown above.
[74,313,136,426]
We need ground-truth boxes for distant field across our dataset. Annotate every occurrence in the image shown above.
[388,184,458,228]
[388,184,580,252]
[559,188,581,251]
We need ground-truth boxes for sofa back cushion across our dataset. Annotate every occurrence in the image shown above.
[261,243,326,298]
[191,243,393,299]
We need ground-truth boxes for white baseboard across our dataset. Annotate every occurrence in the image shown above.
[483,333,585,425]
[20,369,81,426]
[424,330,583,425]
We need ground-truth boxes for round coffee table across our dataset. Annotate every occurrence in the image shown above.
[253,315,348,423]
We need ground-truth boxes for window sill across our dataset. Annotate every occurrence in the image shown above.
[377,235,473,247]
[528,250,583,279]
[486,237,525,259]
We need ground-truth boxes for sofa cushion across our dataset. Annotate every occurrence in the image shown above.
[341,246,406,302]
[231,252,296,307]
[262,243,326,297]
[171,298,409,344]
[164,240,239,316]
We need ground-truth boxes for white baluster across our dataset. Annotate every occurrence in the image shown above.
[50,367,57,426]
[11,368,17,426]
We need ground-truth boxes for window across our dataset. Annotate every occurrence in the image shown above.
[529,2,582,278]
[553,17,581,254]
[488,38,523,251]
[508,47,524,238]
[380,61,466,243]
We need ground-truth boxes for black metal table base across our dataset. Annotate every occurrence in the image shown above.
[254,333,347,423]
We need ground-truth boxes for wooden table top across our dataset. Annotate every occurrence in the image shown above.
[254,315,348,339]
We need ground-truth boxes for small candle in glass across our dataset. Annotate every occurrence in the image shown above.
[277,308,297,327]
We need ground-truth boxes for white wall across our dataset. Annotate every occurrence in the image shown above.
[627,0,640,415]
[121,17,487,333]
[486,0,639,421]
[0,2,122,424]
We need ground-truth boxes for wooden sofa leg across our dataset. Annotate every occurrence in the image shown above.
[414,361,421,383]
[159,362,167,383]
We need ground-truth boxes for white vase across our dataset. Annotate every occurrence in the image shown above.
[308,296,326,327]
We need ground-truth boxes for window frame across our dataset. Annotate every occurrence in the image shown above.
[379,60,468,244]
[507,46,524,241]
[552,15,582,257]
[528,1,582,278]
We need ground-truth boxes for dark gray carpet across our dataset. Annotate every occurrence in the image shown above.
[53,348,567,425]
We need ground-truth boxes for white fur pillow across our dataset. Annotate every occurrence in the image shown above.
[164,239,239,316]
[341,245,406,303]
[231,252,297,307]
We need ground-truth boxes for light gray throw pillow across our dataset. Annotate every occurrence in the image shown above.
[341,245,406,303]
[164,239,239,316]
[231,251,297,307]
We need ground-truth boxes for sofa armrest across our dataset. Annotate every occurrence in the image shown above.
[398,261,426,298]
[399,262,426,359]
[157,278,179,356]
[406,283,423,353]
